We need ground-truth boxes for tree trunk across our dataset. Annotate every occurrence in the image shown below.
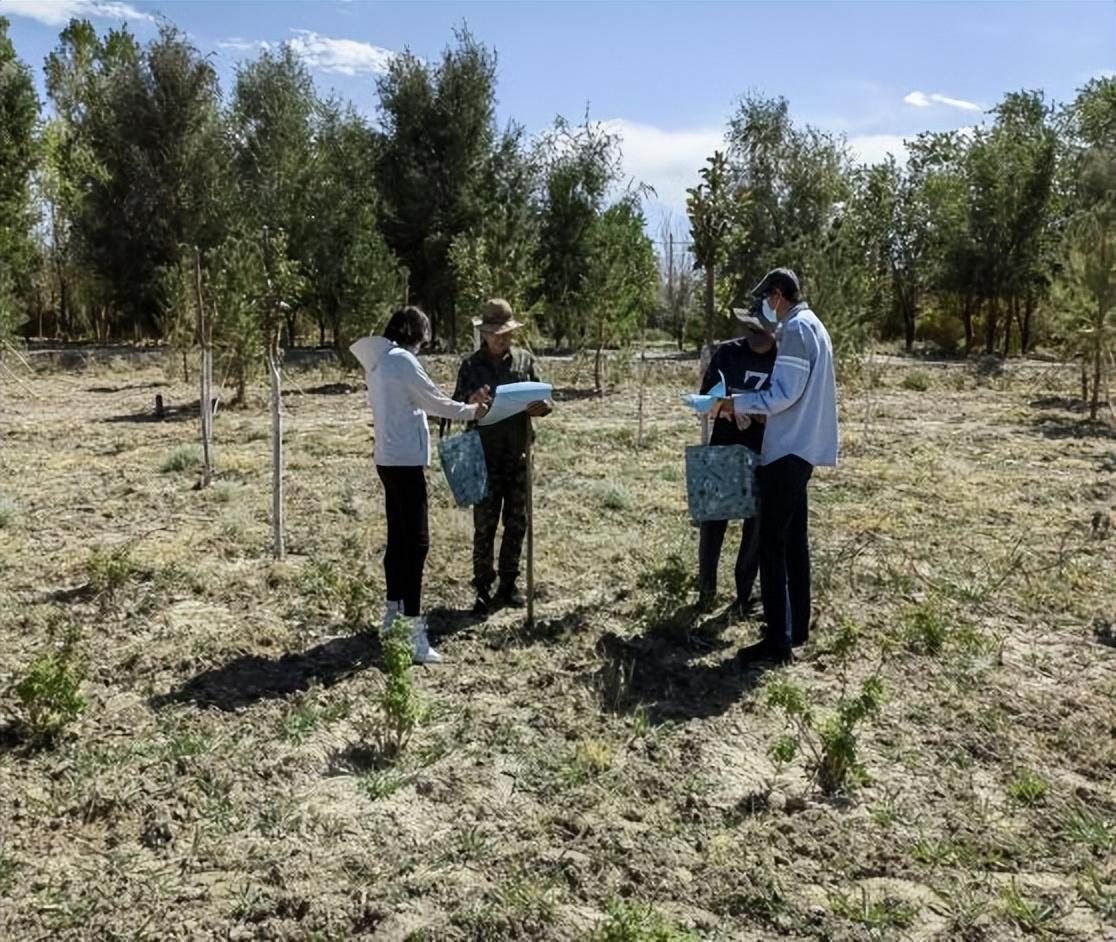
[903,290,915,353]
[1091,302,1104,420]
[1001,295,1014,359]
[703,264,715,348]
[962,298,974,353]
[1081,357,1089,407]
[984,297,998,355]
[1021,292,1035,354]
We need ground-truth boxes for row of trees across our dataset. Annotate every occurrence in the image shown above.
[0,18,658,387]
[0,15,1113,410]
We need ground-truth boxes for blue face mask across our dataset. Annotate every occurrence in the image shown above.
[761,298,778,324]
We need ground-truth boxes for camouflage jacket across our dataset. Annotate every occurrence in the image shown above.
[451,346,542,463]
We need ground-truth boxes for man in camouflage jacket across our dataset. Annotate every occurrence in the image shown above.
[452,299,552,614]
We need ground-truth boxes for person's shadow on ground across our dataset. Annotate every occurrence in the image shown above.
[150,633,378,712]
[593,607,777,725]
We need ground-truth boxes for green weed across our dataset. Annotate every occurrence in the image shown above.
[373,617,422,760]
[592,899,699,941]
[1000,879,1061,935]
[13,621,86,742]
[85,544,139,600]
[901,370,931,391]
[830,887,917,929]
[1056,803,1115,857]
[1006,768,1049,807]
[160,444,200,473]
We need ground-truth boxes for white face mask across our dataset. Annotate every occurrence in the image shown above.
[761,298,779,324]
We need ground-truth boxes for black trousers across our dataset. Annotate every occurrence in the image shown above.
[376,466,430,617]
[757,455,814,651]
[698,514,760,604]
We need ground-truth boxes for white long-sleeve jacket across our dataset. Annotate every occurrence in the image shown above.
[354,336,478,467]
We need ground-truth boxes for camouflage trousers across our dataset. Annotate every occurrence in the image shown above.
[473,456,528,592]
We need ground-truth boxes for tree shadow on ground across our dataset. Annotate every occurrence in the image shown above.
[150,633,378,712]
[101,399,202,424]
[87,381,167,394]
[283,382,362,396]
[592,608,772,725]
[1029,413,1116,441]
[551,386,610,402]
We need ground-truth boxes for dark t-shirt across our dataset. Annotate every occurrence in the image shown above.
[700,338,777,451]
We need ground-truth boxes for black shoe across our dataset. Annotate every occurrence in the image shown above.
[696,588,717,613]
[729,596,757,620]
[791,629,809,648]
[735,640,792,670]
[495,583,525,609]
[472,589,492,616]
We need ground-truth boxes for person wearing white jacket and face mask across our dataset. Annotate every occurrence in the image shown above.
[352,306,491,663]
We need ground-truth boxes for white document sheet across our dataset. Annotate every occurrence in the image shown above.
[478,381,553,427]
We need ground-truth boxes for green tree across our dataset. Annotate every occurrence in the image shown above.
[77,24,227,337]
[449,123,541,328]
[584,195,659,391]
[0,16,40,339]
[966,91,1057,355]
[723,95,849,308]
[1059,77,1116,418]
[43,19,138,338]
[304,99,402,358]
[686,150,749,346]
[375,28,499,348]
[230,44,316,346]
[534,113,621,349]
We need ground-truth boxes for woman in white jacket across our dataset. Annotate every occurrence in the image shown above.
[353,307,490,663]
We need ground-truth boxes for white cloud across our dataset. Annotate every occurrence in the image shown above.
[286,29,395,76]
[0,0,154,26]
[848,134,909,166]
[217,37,270,54]
[905,89,983,112]
[930,93,982,112]
[601,118,725,220]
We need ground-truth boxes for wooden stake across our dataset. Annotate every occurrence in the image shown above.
[525,431,535,629]
[269,351,284,559]
[194,247,213,487]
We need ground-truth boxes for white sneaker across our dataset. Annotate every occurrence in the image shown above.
[382,600,402,633]
[410,617,443,665]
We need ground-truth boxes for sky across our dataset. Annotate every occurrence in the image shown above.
[2,0,1114,232]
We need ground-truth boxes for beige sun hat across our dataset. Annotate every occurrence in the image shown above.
[473,298,524,335]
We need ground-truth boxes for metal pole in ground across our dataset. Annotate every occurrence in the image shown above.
[525,431,535,629]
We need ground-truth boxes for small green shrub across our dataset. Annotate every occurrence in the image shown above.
[901,370,931,391]
[375,617,422,760]
[594,480,634,512]
[901,600,950,656]
[160,444,201,473]
[592,899,699,942]
[636,552,697,634]
[85,544,138,601]
[300,558,374,628]
[1007,768,1049,807]
[766,671,885,795]
[830,888,917,929]
[13,623,86,742]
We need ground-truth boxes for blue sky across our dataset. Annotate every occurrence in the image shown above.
[2,0,1114,229]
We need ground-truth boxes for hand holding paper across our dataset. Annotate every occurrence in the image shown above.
[477,381,554,426]
[681,370,727,415]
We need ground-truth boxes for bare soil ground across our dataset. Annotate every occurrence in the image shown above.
[0,352,1114,941]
